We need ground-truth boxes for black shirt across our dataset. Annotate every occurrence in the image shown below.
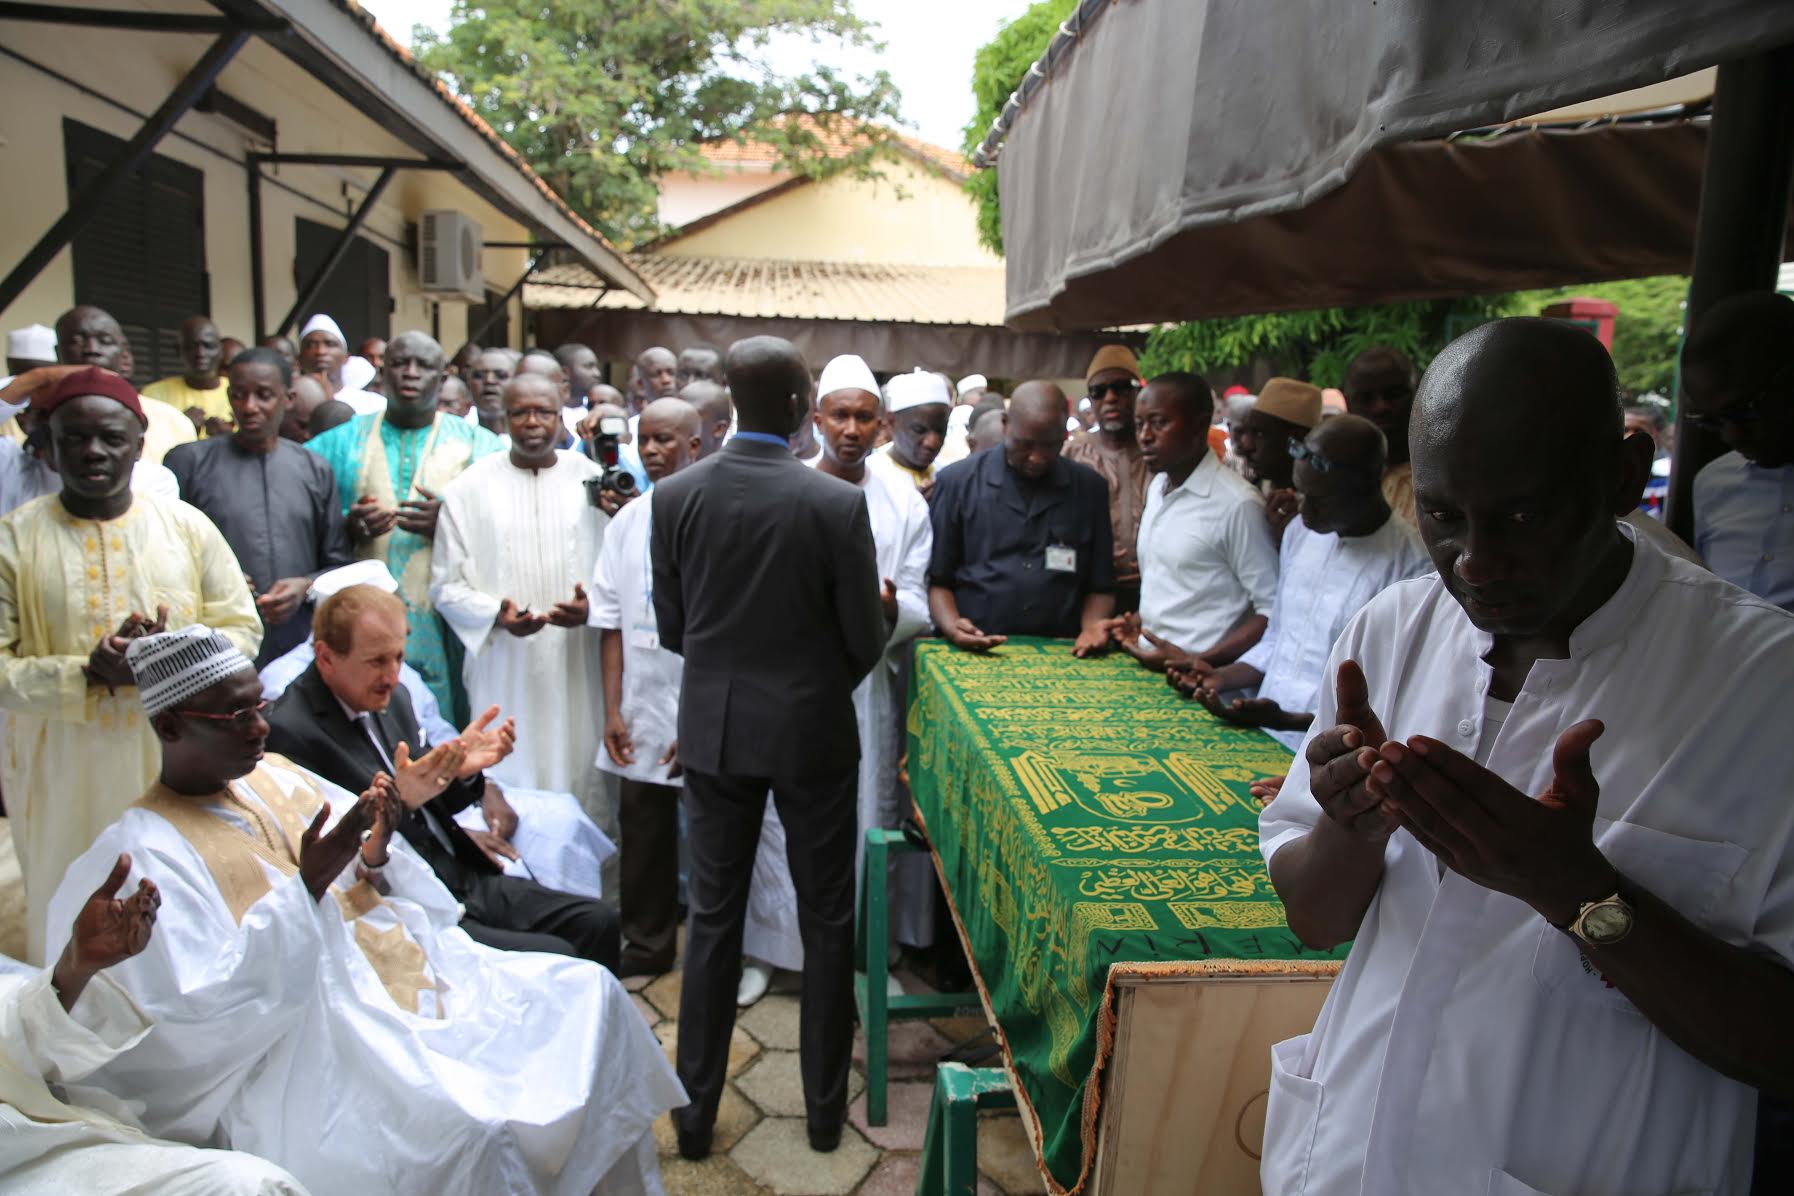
[928,448,1115,637]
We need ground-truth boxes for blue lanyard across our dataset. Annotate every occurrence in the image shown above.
[732,431,789,448]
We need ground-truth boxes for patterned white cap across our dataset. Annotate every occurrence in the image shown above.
[817,354,879,402]
[127,626,254,717]
[885,369,951,413]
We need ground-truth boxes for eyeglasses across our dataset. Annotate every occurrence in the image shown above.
[175,700,270,730]
[1288,437,1377,481]
[1685,391,1766,435]
[1087,380,1140,401]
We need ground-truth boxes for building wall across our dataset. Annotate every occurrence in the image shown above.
[0,23,538,354]
[659,157,998,268]
[656,165,791,228]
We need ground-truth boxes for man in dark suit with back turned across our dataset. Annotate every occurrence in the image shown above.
[264,582,620,968]
[652,336,885,1158]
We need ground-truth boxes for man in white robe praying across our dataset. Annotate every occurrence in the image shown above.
[742,356,935,1000]
[431,374,618,879]
[2,852,308,1194]
[48,625,685,1196]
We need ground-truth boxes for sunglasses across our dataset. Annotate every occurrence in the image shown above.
[175,700,271,730]
[1685,391,1766,435]
[1288,437,1378,482]
[1087,380,1140,401]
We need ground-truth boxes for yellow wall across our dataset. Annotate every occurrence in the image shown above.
[0,16,537,351]
[659,157,999,268]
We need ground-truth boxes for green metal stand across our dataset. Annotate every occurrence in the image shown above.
[917,1062,1016,1196]
[854,827,980,1125]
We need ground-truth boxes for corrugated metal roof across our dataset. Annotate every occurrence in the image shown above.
[526,256,1007,327]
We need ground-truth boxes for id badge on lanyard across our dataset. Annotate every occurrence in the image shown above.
[1046,543,1078,573]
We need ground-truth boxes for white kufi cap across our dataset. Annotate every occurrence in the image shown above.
[341,355,376,391]
[955,374,987,398]
[7,324,55,362]
[299,314,346,347]
[128,626,254,718]
[309,560,398,600]
[817,354,879,402]
[885,368,951,413]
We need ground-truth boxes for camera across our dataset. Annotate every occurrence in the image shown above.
[583,414,638,507]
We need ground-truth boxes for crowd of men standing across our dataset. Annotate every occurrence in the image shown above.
[0,289,1789,1192]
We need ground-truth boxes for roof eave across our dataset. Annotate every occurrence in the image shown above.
[216,0,655,306]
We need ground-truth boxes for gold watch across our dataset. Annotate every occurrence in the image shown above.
[1565,891,1634,947]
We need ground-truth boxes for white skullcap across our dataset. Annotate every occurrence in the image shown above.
[299,314,346,347]
[885,369,951,413]
[7,324,55,362]
[817,354,879,402]
[956,374,987,398]
[128,626,254,717]
[310,560,397,600]
[341,355,376,391]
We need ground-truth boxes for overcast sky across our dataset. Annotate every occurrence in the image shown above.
[365,0,1034,153]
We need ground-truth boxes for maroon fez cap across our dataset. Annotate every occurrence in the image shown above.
[36,366,147,427]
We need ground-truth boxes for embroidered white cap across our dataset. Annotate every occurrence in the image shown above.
[128,625,254,717]
[7,324,55,362]
[309,560,398,600]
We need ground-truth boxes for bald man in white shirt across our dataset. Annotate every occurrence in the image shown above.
[1258,318,1794,1195]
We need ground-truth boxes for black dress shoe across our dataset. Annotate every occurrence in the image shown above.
[675,1123,712,1161]
[807,1121,842,1153]
[618,949,676,979]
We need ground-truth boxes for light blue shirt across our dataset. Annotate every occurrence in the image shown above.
[1693,451,1794,611]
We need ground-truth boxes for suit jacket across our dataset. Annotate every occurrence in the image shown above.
[264,662,498,894]
[651,436,885,777]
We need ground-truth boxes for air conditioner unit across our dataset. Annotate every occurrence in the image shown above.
[418,210,483,300]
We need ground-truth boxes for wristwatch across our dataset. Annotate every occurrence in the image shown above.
[1562,890,1634,947]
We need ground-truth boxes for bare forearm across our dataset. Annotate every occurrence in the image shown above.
[1582,874,1794,1097]
[1268,817,1387,949]
[1078,591,1116,629]
[50,948,95,1012]
[1199,613,1268,667]
[600,630,625,716]
[928,585,962,631]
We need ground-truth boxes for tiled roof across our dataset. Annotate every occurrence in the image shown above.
[526,255,1007,326]
[696,117,970,180]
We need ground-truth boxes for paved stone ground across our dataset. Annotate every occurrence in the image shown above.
[0,821,1043,1195]
[629,960,1044,1196]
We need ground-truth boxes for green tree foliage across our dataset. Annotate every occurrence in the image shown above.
[1508,276,1689,397]
[1139,297,1514,389]
[416,1,904,245]
[962,0,1076,254]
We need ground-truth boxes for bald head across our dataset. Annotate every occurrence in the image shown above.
[1307,412,1387,479]
[1414,318,1620,479]
[283,373,331,442]
[726,336,810,435]
[516,350,569,404]
[637,346,678,400]
[1009,380,1069,426]
[56,305,127,371]
[1410,317,1647,640]
[641,396,702,438]
[1682,291,1794,467]
[680,380,733,457]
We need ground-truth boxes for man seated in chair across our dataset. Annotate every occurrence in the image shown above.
[48,625,682,1194]
[265,581,619,967]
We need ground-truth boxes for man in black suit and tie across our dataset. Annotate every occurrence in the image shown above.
[652,336,885,1158]
[264,582,620,968]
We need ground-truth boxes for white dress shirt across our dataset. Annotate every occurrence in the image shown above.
[1136,450,1279,653]
[588,495,683,786]
[1258,526,1794,1195]
[1694,450,1794,610]
[1238,514,1430,748]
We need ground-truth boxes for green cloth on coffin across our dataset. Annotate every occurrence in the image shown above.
[907,638,1347,1193]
